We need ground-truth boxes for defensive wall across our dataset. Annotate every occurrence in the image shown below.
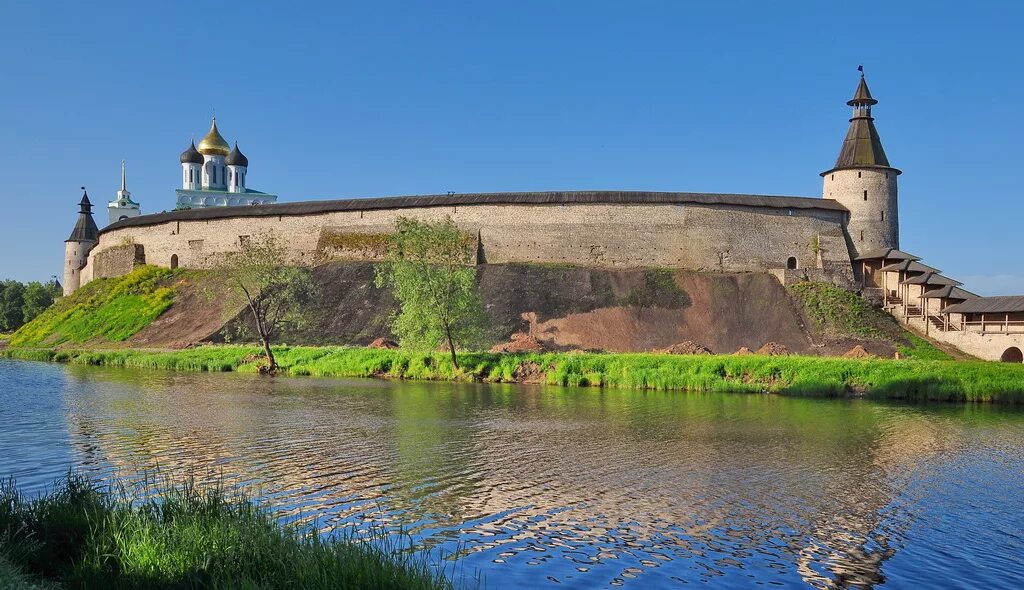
[901,315,1024,362]
[82,191,856,286]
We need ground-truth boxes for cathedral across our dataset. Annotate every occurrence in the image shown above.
[176,118,277,209]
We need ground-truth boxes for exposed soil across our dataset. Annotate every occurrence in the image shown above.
[126,262,908,356]
[128,275,240,349]
[491,332,547,353]
[756,342,792,356]
[843,345,874,359]
[368,337,399,349]
[661,341,713,355]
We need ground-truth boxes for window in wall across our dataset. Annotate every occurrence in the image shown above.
[881,211,885,221]
[858,171,862,178]
[860,230,864,242]
[863,190,868,201]
[786,256,798,270]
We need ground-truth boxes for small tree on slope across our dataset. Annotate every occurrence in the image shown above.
[223,232,315,373]
[375,216,486,369]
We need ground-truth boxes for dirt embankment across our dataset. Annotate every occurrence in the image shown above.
[129,262,899,356]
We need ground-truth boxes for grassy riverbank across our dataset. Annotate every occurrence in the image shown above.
[0,474,454,590]
[5,345,1024,403]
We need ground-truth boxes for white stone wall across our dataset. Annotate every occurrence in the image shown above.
[83,201,855,286]
[903,316,1024,362]
[822,167,898,257]
[202,155,227,190]
[181,163,201,191]
[227,165,246,193]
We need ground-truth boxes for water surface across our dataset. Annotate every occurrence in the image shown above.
[2,359,1022,588]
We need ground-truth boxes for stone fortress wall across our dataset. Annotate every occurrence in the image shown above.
[80,192,856,286]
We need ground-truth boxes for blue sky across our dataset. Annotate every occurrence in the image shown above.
[1,1,1021,293]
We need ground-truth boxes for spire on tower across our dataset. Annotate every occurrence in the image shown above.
[115,161,134,202]
[69,188,99,242]
[827,68,894,171]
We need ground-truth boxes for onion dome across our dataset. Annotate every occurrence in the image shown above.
[225,142,248,167]
[197,118,230,156]
[180,140,203,164]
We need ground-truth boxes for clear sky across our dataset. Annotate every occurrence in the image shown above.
[1,1,1021,294]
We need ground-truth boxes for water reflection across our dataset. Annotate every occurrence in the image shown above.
[2,359,1023,589]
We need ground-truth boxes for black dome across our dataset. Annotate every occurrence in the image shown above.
[226,142,248,167]
[180,140,203,164]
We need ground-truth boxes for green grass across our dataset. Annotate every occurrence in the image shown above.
[0,473,455,590]
[8,266,181,348]
[788,281,951,360]
[6,344,1024,404]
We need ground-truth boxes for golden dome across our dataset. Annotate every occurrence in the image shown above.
[197,118,230,156]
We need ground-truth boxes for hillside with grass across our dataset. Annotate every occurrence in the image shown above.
[787,281,951,360]
[6,264,949,361]
[8,266,181,347]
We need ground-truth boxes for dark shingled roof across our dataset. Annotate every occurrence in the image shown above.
[880,260,940,274]
[942,296,1024,315]
[923,285,977,300]
[101,191,848,234]
[67,191,99,243]
[848,76,878,106]
[900,272,962,286]
[822,75,899,175]
[853,247,920,261]
[831,116,891,170]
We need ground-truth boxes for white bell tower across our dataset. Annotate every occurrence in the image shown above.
[107,160,141,224]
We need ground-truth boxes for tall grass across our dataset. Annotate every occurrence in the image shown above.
[5,345,1024,404]
[0,473,455,590]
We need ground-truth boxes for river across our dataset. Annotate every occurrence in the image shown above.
[1,358,1023,589]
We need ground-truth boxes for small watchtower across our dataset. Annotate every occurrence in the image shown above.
[821,68,901,260]
[64,189,99,295]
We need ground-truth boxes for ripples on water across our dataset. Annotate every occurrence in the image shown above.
[2,359,1023,589]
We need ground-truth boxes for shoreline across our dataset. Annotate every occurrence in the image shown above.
[4,344,1024,404]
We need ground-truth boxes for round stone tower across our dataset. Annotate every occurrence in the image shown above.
[64,189,99,295]
[821,71,901,258]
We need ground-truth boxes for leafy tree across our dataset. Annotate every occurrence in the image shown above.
[222,232,315,373]
[0,281,25,332]
[375,216,486,369]
[21,281,58,324]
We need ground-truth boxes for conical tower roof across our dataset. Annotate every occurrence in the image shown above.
[823,73,899,174]
[834,116,890,168]
[847,75,878,106]
[67,190,99,242]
